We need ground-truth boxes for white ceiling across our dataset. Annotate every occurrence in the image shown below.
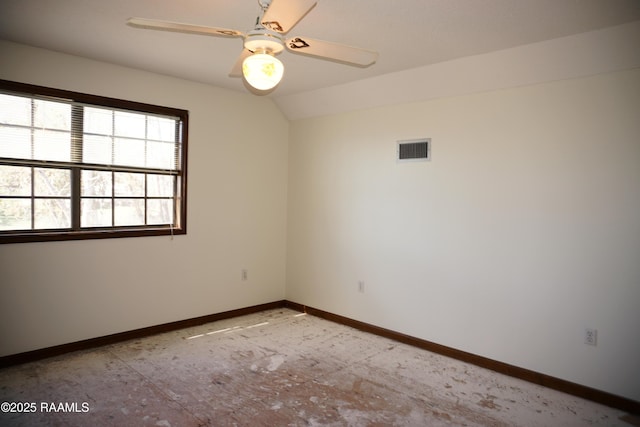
[1,0,640,99]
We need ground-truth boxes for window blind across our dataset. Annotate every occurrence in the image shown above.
[0,92,183,173]
[0,79,188,243]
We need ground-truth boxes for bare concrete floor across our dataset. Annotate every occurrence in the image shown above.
[0,308,635,426]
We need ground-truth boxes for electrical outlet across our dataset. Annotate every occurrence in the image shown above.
[241,269,248,281]
[584,328,597,346]
[358,280,365,293]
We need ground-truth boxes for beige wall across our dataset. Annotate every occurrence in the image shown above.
[286,68,640,401]
[0,41,289,356]
[2,35,640,403]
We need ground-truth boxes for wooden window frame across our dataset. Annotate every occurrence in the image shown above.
[0,80,188,244]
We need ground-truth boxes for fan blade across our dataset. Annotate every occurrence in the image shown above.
[286,37,378,66]
[127,17,244,38]
[261,0,317,33]
[229,49,253,77]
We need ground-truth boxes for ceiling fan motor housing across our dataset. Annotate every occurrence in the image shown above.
[244,28,285,54]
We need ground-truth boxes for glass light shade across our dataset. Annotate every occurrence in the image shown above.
[242,53,284,91]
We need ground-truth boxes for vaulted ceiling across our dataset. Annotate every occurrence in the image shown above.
[1,0,639,99]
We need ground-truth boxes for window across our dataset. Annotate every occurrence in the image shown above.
[0,80,188,243]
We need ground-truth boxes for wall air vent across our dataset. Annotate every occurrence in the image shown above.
[397,138,430,162]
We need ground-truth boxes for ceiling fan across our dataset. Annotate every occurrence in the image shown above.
[127,0,379,92]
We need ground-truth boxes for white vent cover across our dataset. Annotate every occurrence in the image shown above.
[397,138,430,162]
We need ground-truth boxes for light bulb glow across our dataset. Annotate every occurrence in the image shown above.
[242,53,284,91]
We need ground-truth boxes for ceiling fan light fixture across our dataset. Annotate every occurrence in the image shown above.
[127,0,377,94]
[242,51,284,91]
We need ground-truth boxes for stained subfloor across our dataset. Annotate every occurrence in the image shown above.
[0,308,635,426]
